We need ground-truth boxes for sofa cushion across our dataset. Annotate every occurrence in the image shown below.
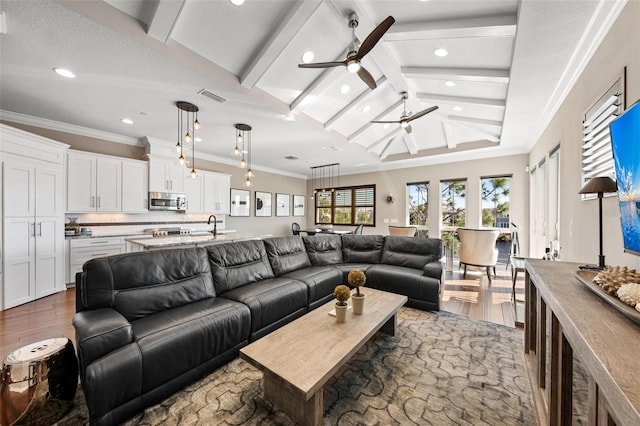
[263,236,311,276]
[282,266,343,309]
[367,264,440,310]
[302,235,343,265]
[341,235,384,264]
[79,248,215,321]
[219,277,308,338]
[132,298,251,393]
[206,240,275,294]
[381,236,442,270]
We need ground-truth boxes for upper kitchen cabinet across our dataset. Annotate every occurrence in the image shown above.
[203,172,230,214]
[67,151,148,213]
[148,156,186,194]
[68,151,121,212]
[121,160,148,212]
[184,172,204,213]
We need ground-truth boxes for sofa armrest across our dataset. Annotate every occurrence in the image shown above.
[73,309,133,367]
[423,261,443,280]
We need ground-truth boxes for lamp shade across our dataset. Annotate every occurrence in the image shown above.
[578,176,617,194]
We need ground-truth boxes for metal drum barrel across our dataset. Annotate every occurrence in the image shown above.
[0,338,78,426]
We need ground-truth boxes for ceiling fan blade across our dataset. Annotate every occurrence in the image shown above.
[371,120,401,124]
[298,61,346,69]
[357,67,377,89]
[354,16,395,60]
[406,105,439,122]
[404,124,412,134]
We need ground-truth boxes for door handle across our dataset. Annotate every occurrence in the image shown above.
[166,180,169,190]
[97,196,101,208]
[91,196,95,207]
[170,180,173,190]
[31,223,36,237]
[37,222,42,236]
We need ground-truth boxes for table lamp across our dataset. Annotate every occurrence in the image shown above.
[578,176,618,270]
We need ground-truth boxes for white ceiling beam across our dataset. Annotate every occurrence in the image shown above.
[366,128,403,152]
[348,98,403,141]
[146,0,185,43]
[402,133,417,154]
[442,122,457,149]
[241,0,321,88]
[417,93,506,109]
[324,76,388,130]
[290,65,344,112]
[384,14,516,41]
[379,139,395,159]
[448,115,503,128]
[402,67,510,83]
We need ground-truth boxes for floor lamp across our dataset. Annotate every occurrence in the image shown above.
[578,176,618,270]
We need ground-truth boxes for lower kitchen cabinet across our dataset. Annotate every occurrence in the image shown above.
[67,237,126,284]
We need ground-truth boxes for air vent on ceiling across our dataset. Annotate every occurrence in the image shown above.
[198,89,226,103]
[285,156,299,160]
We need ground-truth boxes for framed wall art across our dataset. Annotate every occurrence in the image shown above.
[230,189,250,217]
[255,191,272,217]
[276,193,290,217]
[293,194,305,216]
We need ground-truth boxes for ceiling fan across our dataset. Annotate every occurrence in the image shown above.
[371,92,438,134]
[298,12,394,90]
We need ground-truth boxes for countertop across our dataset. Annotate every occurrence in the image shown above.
[125,232,272,249]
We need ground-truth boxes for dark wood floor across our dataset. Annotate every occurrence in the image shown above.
[0,262,524,360]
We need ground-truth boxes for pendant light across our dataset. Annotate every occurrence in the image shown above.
[176,101,200,178]
[234,124,253,186]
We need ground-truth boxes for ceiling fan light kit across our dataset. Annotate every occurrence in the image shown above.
[371,92,439,134]
[298,13,395,90]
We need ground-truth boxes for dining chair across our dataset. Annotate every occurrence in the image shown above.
[291,222,301,236]
[457,228,500,282]
[388,225,417,236]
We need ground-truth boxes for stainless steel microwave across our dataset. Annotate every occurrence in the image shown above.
[148,192,187,211]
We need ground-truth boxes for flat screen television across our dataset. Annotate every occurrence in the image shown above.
[610,99,640,255]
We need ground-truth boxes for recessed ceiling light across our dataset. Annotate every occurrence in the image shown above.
[340,84,351,94]
[53,68,75,78]
[121,118,134,125]
[194,137,202,142]
[444,80,456,87]
[453,106,462,111]
[434,48,448,57]
[301,51,314,63]
[229,0,245,5]
[362,105,371,113]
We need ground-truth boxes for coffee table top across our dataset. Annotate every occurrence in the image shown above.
[239,288,407,400]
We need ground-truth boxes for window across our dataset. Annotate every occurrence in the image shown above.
[407,182,428,227]
[314,185,375,226]
[441,179,466,229]
[481,176,511,229]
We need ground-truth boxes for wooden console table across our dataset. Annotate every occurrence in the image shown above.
[524,259,640,425]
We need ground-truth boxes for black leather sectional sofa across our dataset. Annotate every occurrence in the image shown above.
[73,234,442,425]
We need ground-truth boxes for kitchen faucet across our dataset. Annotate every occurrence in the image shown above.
[207,215,217,236]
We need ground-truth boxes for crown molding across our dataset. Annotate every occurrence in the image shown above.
[0,110,142,146]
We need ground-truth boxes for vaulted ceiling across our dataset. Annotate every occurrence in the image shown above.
[0,0,626,178]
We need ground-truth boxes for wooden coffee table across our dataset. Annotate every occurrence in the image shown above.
[239,288,407,426]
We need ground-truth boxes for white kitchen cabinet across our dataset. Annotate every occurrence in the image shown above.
[203,171,230,214]
[1,124,68,310]
[149,156,186,193]
[67,151,122,212]
[68,237,125,282]
[122,160,148,212]
[184,172,204,213]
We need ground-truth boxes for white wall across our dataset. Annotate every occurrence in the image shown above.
[528,1,640,266]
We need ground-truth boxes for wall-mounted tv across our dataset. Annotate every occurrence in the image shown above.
[610,99,640,255]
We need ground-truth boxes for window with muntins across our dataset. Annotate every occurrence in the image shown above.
[441,179,466,229]
[481,175,511,229]
[314,185,375,226]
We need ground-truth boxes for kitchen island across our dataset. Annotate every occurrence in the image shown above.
[125,232,272,251]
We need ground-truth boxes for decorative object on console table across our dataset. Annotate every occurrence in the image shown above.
[276,193,290,217]
[333,285,350,323]
[348,269,366,315]
[292,194,305,216]
[254,191,271,217]
[229,189,250,217]
[578,176,617,270]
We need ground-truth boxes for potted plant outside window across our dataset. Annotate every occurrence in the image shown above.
[348,269,366,314]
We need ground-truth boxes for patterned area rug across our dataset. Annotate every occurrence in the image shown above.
[56,308,535,425]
